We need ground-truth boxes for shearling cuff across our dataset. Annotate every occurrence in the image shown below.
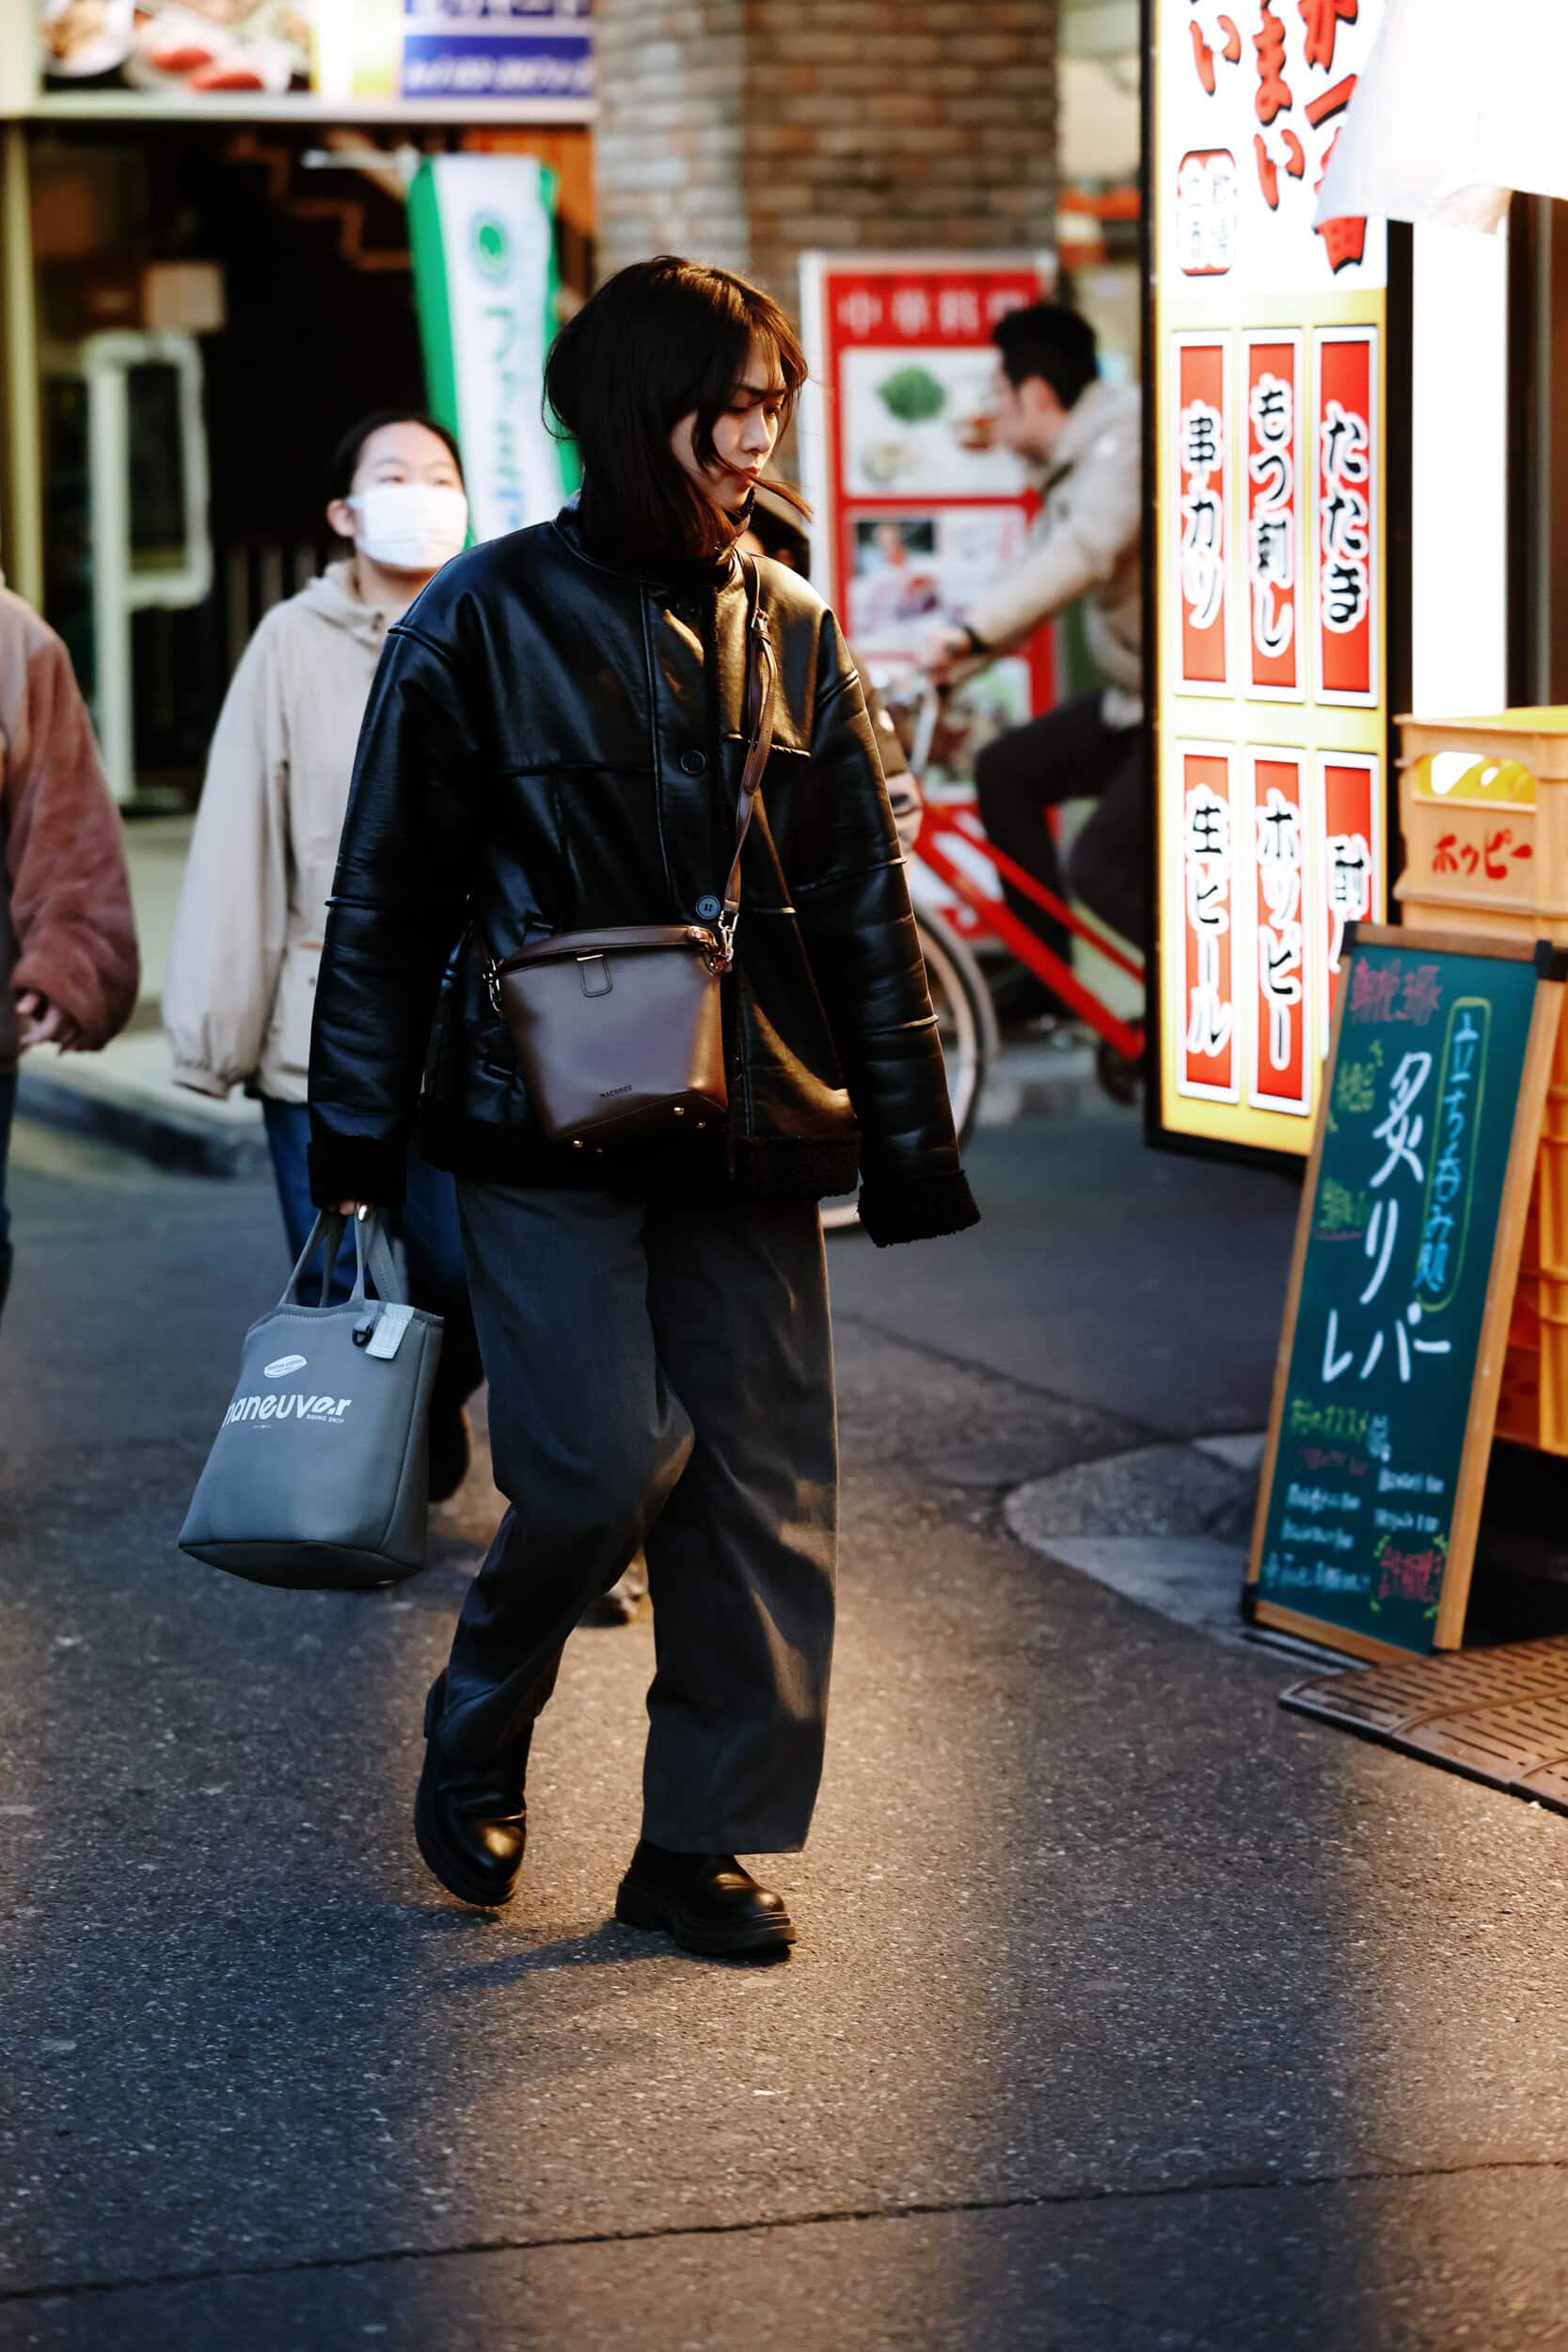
[307,1123,408,1211]
[859,1168,980,1248]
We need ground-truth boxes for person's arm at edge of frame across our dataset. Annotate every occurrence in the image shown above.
[6,613,138,1053]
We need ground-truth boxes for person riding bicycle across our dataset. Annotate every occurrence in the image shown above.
[926,301,1143,1009]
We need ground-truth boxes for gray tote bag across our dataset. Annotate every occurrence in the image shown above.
[179,1211,444,1591]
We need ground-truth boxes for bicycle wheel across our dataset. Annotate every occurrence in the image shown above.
[821,906,996,1233]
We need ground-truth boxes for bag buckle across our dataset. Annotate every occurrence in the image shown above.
[705,909,737,975]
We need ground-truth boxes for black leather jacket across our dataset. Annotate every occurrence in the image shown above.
[307,508,978,1248]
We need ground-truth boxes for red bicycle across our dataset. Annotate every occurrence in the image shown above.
[902,679,1147,1107]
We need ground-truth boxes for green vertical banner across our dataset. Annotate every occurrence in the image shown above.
[408,154,579,545]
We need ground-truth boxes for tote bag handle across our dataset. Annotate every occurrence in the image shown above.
[280,1209,404,1310]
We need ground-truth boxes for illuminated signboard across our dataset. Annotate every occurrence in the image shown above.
[32,0,594,117]
[1152,0,1396,1155]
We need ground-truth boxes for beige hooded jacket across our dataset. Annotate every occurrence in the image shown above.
[965,376,1144,723]
[164,563,393,1104]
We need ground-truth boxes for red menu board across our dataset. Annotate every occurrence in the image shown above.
[1318,752,1381,1034]
[1249,752,1309,1113]
[799,250,1054,714]
[1154,0,1394,1157]
[1174,339,1230,691]
[1178,746,1239,1102]
[1244,334,1303,701]
[1314,327,1379,707]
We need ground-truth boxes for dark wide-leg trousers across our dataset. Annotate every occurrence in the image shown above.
[435,1184,838,1854]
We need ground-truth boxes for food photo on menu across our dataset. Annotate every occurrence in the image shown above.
[843,346,1025,499]
[847,505,1030,663]
[40,0,314,95]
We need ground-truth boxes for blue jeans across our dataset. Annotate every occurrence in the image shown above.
[261,1099,483,1418]
[0,1072,14,1327]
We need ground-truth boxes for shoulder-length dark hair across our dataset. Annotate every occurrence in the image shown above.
[545,256,809,563]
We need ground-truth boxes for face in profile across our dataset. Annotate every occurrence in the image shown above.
[670,338,788,509]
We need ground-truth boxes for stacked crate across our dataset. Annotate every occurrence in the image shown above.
[1395,709,1568,1452]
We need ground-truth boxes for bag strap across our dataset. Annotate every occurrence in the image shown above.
[714,553,777,972]
[348,1210,404,1307]
[481,557,774,996]
[279,1208,403,1311]
[281,1211,345,1309]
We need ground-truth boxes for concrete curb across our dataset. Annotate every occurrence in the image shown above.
[16,1066,271,1182]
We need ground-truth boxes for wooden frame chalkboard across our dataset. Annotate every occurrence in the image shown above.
[1246,924,1566,1662]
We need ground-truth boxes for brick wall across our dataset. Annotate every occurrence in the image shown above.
[594,0,1058,309]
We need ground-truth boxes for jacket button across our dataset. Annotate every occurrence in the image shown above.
[696,894,722,922]
[679,748,707,776]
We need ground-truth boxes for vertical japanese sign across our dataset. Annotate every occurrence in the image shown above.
[408,154,578,546]
[799,252,1054,711]
[1248,930,1559,1659]
[1314,328,1378,706]
[1174,340,1229,690]
[1244,335,1302,700]
[1251,753,1309,1111]
[1178,747,1241,1098]
[1153,0,1396,1157]
[1318,753,1380,1036]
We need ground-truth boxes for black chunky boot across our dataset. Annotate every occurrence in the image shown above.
[413,1677,531,1910]
[615,1839,796,1957]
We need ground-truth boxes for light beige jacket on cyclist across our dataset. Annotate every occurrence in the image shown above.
[964,375,1143,725]
[164,562,391,1105]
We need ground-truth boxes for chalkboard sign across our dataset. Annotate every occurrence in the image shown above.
[1247,924,1565,1661]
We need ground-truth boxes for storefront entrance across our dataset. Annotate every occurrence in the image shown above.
[12,119,592,806]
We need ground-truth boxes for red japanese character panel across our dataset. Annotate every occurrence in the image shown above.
[1313,327,1380,707]
[1318,754,1381,1048]
[1177,746,1243,1102]
[1250,753,1311,1114]
[1175,338,1230,691]
[1244,334,1304,699]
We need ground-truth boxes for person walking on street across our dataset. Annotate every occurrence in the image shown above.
[0,582,139,1326]
[163,412,484,1499]
[308,256,979,1958]
[926,302,1145,1005]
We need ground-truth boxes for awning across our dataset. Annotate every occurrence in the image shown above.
[1316,0,1568,234]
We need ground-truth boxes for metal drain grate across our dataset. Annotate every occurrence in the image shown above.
[1283,1636,1568,1813]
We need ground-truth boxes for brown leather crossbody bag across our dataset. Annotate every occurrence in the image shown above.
[482,556,777,1149]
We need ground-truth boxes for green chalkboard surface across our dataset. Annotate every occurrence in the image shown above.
[1248,925,1561,1660]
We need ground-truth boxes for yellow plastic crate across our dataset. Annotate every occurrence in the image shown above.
[1394,710,1568,1451]
[1395,707,1568,937]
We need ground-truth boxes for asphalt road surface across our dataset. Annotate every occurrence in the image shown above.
[4,1111,1567,2351]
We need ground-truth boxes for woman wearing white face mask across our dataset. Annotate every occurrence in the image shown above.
[164,411,483,1501]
